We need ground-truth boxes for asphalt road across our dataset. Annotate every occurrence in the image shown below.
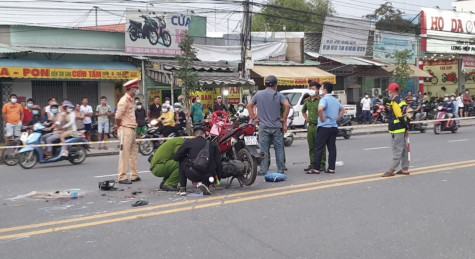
[2,127,475,258]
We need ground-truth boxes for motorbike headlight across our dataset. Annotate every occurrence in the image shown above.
[438,106,443,110]
[150,119,159,127]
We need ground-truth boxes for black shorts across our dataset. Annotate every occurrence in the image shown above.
[463,106,469,112]
[84,123,92,132]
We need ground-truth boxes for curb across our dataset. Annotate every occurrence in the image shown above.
[87,151,119,157]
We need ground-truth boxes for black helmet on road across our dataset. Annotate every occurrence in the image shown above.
[265,75,278,87]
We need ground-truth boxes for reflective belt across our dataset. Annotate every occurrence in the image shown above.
[393,119,400,123]
[389,128,406,134]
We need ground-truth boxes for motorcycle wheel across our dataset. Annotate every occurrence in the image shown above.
[453,78,458,84]
[343,133,351,139]
[19,151,38,169]
[434,125,442,134]
[451,128,458,133]
[138,141,154,156]
[431,77,438,84]
[237,148,257,186]
[161,31,172,47]
[148,30,159,45]
[420,129,426,133]
[129,28,138,41]
[284,135,294,147]
[69,146,87,165]
[2,142,20,166]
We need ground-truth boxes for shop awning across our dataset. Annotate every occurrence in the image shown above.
[251,65,336,86]
[382,65,432,78]
[0,59,140,80]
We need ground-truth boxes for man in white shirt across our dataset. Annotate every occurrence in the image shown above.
[80,97,93,142]
[360,93,372,124]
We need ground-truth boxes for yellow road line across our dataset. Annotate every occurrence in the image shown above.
[1,159,475,235]
[1,162,475,240]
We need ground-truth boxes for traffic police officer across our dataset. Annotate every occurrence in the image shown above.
[302,81,326,172]
[114,78,140,184]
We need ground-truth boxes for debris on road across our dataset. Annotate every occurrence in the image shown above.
[131,200,148,207]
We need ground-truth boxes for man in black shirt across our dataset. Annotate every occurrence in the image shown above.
[148,96,161,119]
[174,126,222,196]
[213,96,228,112]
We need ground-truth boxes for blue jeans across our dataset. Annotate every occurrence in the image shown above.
[259,127,285,174]
[363,110,372,124]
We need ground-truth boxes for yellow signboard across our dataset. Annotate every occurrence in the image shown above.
[264,77,336,86]
[0,67,140,80]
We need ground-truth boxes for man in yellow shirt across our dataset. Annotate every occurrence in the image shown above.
[2,94,24,145]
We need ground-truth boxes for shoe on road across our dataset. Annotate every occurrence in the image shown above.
[177,187,187,196]
[131,177,141,182]
[161,185,179,192]
[119,179,132,184]
[197,183,212,195]
[304,165,314,171]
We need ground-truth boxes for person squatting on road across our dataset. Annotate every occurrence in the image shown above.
[382,83,410,177]
[302,81,326,172]
[174,126,222,196]
[308,83,344,174]
[150,137,186,192]
[247,75,291,175]
[114,78,141,184]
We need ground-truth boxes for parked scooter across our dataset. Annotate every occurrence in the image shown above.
[18,123,89,169]
[2,126,30,166]
[337,115,352,139]
[153,14,172,47]
[433,106,459,134]
[138,119,187,156]
[128,10,159,45]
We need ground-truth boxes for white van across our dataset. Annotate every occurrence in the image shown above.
[281,89,356,127]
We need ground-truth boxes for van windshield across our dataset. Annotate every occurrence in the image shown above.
[282,93,302,106]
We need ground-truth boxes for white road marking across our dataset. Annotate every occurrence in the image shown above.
[363,146,390,151]
[448,139,469,143]
[94,171,150,178]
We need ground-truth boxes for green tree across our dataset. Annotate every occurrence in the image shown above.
[175,31,199,98]
[365,2,418,33]
[252,0,333,32]
[393,50,412,91]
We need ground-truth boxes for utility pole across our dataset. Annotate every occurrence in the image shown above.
[93,6,98,31]
[240,0,252,80]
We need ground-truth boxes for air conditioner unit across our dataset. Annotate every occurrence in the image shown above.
[372,88,381,97]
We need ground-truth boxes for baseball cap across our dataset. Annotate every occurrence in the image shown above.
[386,83,400,92]
[265,75,278,87]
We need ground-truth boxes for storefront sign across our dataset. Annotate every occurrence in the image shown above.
[463,55,475,69]
[265,77,336,86]
[125,9,190,56]
[320,16,371,56]
[423,59,475,96]
[0,67,140,80]
[373,30,416,64]
[422,8,475,54]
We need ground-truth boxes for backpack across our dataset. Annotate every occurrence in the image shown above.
[192,140,210,172]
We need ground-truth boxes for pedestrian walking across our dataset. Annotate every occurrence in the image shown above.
[301,82,326,172]
[80,97,93,142]
[113,78,140,184]
[96,96,112,150]
[381,83,410,177]
[2,94,24,145]
[360,93,372,124]
[247,75,291,175]
[307,83,344,174]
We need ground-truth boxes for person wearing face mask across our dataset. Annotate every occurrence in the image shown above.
[235,103,249,117]
[43,97,57,121]
[2,94,24,145]
[41,103,64,159]
[135,102,148,136]
[59,102,78,157]
[27,105,44,127]
[463,90,472,117]
[442,96,455,125]
[164,97,171,106]
[173,103,187,130]
[191,97,204,123]
[381,83,410,177]
[22,98,35,126]
[302,82,326,172]
[114,78,140,184]
[158,103,176,137]
[360,93,372,124]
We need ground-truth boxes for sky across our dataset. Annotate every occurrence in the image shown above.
[0,0,455,33]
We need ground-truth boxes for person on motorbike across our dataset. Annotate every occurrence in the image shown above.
[59,101,78,157]
[235,103,249,118]
[372,95,382,113]
[442,97,455,125]
[41,103,64,159]
[158,103,176,137]
[27,105,44,127]
[410,97,426,121]
[450,94,460,125]
[173,102,187,131]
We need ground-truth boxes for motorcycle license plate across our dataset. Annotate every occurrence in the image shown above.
[244,136,258,146]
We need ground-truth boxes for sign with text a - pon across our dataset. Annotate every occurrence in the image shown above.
[125,9,191,56]
[320,16,372,57]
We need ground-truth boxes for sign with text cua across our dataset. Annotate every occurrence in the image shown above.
[125,9,190,56]
[320,16,371,56]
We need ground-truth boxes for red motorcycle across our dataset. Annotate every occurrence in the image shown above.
[204,111,264,187]
[424,69,438,84]
[372,104,388,123]
[434,106,459,134]
[441,72,458,84]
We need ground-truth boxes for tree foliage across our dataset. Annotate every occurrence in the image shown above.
[175,31,199,98]
[365,2,418,33]
[393,50,412,91]
[252,0,334,32]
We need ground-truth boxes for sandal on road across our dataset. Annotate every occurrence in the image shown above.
[396,170,410,175]
[381,171,395,177]
[306,169,320,174]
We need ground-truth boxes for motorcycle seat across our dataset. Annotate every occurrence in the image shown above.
[129,20,142,27]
